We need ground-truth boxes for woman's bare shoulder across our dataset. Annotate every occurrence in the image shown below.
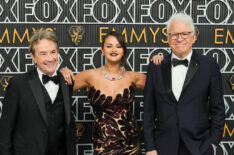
[125,71,146,89]
[79,68,99,75]
[126,71,144,76]
[77,68,102,80]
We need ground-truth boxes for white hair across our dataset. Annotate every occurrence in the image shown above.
[166,13,195,34]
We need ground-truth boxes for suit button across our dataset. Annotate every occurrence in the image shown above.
[43,129,47,133]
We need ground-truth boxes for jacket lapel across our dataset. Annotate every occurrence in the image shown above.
[28,69,48,126]
[181,52,199,94]
[58,72,71,126]
[161,55,178,104]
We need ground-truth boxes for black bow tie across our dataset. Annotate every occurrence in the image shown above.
[42,74,59,84]
[172,58,188,67]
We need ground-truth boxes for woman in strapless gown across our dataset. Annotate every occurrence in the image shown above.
[61,31,163,155]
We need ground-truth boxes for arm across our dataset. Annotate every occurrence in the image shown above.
[208,59,225,146]
[133,72,146,90]
[60,68,91,91]
[0,78,19,155]
[143,62,157,152]
[73,70,91,91]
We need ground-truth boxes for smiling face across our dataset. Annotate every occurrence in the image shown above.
[167,20,196,59]
[101,35,124,64]
[31,39,58,76]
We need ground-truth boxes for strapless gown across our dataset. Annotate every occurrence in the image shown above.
[88,82,141,155]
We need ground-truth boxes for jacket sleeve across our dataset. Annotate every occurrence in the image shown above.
[0,78,19,155]
[208,59,225,146]
[143,62,157,152]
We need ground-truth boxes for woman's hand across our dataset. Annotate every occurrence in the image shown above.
[146,150,158,155]
[60,67,75,85]
[151,54,164,65]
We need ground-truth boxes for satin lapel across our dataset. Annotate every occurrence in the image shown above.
[181,53,199,94]
[58,72,71,126]
[161,55,177,104]
[28,69,48,126]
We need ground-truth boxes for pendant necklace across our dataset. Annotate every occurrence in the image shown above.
[102,66,125,81]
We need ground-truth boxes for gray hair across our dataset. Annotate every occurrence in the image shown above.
[166,13,195,34]
[29,29,59,55]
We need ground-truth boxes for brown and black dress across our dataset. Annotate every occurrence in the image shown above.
[88,82,141,155]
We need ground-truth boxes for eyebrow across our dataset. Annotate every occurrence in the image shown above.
[105,43,121,45]
[39,49,57,53]
[169,31,193,34]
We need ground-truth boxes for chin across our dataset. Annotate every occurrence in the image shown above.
[47,69,56,75]
[107,58,121,63]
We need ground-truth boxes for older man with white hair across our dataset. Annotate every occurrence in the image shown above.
[143,13,225,155]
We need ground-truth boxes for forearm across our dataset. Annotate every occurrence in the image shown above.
[144,63,157,151]
[208,61,225,145]
[0,80,18,154]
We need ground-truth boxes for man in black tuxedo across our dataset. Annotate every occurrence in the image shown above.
[143,13,225,155]
[0,30,75,155]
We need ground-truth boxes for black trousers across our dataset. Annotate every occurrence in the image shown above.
[178,138,214,155]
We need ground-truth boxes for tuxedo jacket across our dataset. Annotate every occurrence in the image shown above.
[0,68,75,155]
[143,52,225,155]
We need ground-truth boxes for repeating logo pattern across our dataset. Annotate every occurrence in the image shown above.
[0,0,233,24]
[0,47,233,73]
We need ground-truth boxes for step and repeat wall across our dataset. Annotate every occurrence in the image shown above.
[0,0,233,154]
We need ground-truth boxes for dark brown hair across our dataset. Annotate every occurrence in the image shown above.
[102,31,128,69]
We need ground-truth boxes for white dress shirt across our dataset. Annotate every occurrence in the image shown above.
[171,51,193,101]
[37,68,59,103]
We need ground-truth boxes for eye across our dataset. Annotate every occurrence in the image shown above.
[182,32,189,36]
[170,33,178,37]
[40,52,47,56]
[169,33,176,37]
[185,31,193,35]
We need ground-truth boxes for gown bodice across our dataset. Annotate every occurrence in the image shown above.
[88,82,141,155]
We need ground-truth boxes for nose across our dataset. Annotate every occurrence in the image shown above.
[111,47,117,52]
[177,34,184,41]
[47,53,54,61]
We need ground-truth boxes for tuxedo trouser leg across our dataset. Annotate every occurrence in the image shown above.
[178,137,192,155]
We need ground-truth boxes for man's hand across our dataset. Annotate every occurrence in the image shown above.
[146,150,158,155]
[151,54,164,65]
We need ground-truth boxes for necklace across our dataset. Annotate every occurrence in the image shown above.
[102,66,125,81]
